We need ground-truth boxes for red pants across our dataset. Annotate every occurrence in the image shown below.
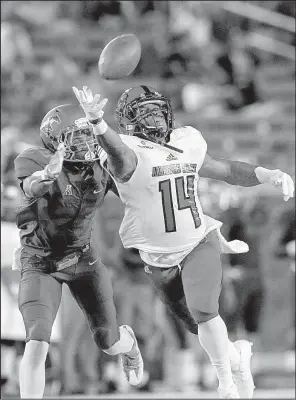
[18,246,119,349]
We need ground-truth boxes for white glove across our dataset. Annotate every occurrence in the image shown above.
[72,86,108,122]
[286,240,295,258]
[268,170,294,201]
[255,167,294,202]
[43,143,65,181]
[23,143,65,198]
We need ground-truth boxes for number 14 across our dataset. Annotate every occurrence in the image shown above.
[159,175,201,233]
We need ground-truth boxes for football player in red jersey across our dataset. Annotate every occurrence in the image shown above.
[14,103,143,398]
[73,85,294,399]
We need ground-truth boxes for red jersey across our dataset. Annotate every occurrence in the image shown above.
[14,146,111,257]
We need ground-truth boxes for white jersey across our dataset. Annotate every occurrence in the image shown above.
[112,126,209,255]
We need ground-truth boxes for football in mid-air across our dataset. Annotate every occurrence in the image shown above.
[98,33,141,80]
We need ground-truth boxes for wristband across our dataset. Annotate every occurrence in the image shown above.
[91,119,108,136]
[88,117,101,125]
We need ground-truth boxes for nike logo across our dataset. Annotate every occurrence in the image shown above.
[166,153,178,161]
[93,188,103,194]
[89,258,99,266]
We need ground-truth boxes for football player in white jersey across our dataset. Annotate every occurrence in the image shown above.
[73,85,294,399]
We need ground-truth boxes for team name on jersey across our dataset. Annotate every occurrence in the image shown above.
[152,163,197,177]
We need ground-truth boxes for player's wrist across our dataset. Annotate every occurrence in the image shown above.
[90,119,108,135]
[88,116,102,124]
[254,166,274,184]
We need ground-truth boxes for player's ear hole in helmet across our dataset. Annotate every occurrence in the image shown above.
[40,104,102,166]
[116,85,175,144]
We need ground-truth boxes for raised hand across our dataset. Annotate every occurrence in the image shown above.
[72,86,108,122]
[269,169,294,201]
[43,143,65,181]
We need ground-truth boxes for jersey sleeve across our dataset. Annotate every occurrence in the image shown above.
[14,147,52,179]
[184,126,207,170]
[183,126,207,151]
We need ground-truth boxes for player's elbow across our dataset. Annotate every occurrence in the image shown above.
[108,147,137,183]
[223,174,239,186]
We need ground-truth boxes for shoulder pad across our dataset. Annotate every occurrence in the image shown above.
[14,146,52,179]
[171,126,207,150]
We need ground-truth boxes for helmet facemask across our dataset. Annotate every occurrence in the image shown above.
[40,106,103,167]
[117,88,174,144]
[59,120,101,164]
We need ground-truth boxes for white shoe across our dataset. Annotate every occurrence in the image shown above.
[232,340,255,398]
[218,383,240,398]
[119,325,144,386]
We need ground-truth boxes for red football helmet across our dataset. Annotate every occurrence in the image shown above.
[40,104,102,163]
[116,85,175,143]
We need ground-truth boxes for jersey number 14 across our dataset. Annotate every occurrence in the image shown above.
[159,175,201,233]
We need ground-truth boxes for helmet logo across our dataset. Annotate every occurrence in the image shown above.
[126,124,134,131]
[41,111,61,136]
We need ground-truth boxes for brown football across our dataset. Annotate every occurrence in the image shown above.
[98,34,141,80]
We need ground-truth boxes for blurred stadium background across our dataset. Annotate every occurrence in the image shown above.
[1,1,295,398]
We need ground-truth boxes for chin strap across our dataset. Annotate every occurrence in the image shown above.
[136,131,184,154]
[151,134,184,154]
[162,142,183,154]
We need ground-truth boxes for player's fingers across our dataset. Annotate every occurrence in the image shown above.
[74,87,87,104]
[50,153,63,169]
[51,145,65,166]
[96,110,104,119]
[97,98,108,111]
[79,89,87,104]
[72,86,82,102]
[57,143,66,157]
[83,85,89,94]
[279,174,293,202]
[286,175,295,198]
[83,86,93,102]
[48,162,60,177]
[281,175,289,197]
[73,87,88,106]
[93,94,101,106]
[53,160,63,175]
[57,143,65,151]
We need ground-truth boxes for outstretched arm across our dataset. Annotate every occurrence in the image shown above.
[199,154,260,186]
[73,86,137,183]
[21,143,65,198]
[200,153,294,201]
[94,124,137,182]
